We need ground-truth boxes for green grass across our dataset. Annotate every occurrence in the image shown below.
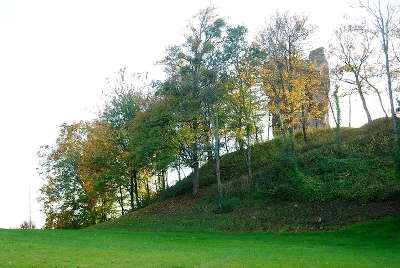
[1,218,399,267]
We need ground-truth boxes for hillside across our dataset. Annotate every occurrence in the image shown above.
[91,118,400,232]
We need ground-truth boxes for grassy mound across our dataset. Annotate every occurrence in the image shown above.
[168,117,399,202]
[2,218,400,267]
[91,118,400,233]
[91,191,400,232]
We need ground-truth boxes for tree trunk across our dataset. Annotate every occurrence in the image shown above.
[271,112,283,137]
[301,107,308,142]
[289,127,296,155]
[146,178,150,200]
[206,138,213,161]
[192,159,200,196]
[118,185,125,215]
[176,166,181,181]
[255,128,259,143]
[349,95,352,127]
[365,79,388,118]
[329,99,338,127]
[204,120,213,161]
[133,170,140,208]
[164,170,168,189]
[192,118,200,196]
[245,129,253,190]
[129,175,135,211]
[213,113,223,207]
[383,39,399,144]
[375,87,389,118]
[224,133,230,153]
[302,121,307,142]
[355,76,372,123]
[267,112,271,140]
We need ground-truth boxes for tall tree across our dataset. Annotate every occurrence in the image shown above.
[101,68,148,210]
[160,7,227,196]
[129,98,180,196]
[359,0,399,143]
[330,21,374,123]
[254,12,326,149]
[38,123,99,228]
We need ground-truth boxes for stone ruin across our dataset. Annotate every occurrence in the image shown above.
[306,47,330,128]
[270,47,330,136]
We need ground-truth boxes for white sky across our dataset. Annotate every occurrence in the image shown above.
[0,0,391,228]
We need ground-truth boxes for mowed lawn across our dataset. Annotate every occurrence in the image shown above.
[0,218,399,268]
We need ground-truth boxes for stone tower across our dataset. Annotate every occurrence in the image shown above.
[270,47,331,136]
[307,47,330,128]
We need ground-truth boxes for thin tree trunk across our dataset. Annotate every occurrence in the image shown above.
[204,121,213,161]
[365,79,388,118]
[301,107,308,142]
[224,132,230,153]
[129,175,135,211]
[206,139,213,161]
[267,112,271,140]
[176,166,181,181]
[358,88,372,123]
[146,178,150,200]
[383,41,399,144]
[119,185,125,215]
[289,127,296,155]
[245,130,253,190]
[349,95,352,127]
[213,113,223,207]
[192,119,200,196]
[376,88,389,118]
[302,121,307,142]
[355,76,372,123]
[192,159,200,196]
[255,127,259,143]
[329,99,338,127]
[164,170,168,189]
[156,174,159,193]
[133,170,140,208]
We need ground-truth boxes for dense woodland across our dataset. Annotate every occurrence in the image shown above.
[38,1,400,229]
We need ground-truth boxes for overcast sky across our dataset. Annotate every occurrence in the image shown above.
[0,0,390,228]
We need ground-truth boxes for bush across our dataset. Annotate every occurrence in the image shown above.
[213,197,239,214]
[254,144,306,201]
[20,220,36,229]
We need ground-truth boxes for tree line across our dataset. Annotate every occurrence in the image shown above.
[38,1,400,229]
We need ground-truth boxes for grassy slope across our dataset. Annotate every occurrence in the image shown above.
[92,118,400,233]
[167,117,398,201]
[92,193,400,232]
[1,218,400,267]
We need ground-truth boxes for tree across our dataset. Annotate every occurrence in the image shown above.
[101,68,148,210]
[38,122,97,229]
[358,0,399,143]
[224,57,265,189]
[129,98,179,196]
[330,21,375,123]
[160,7,227,196]
[255,12,326,148]
[79,121,123,220]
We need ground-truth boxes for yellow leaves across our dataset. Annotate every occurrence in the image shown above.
[259,56,326,129]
